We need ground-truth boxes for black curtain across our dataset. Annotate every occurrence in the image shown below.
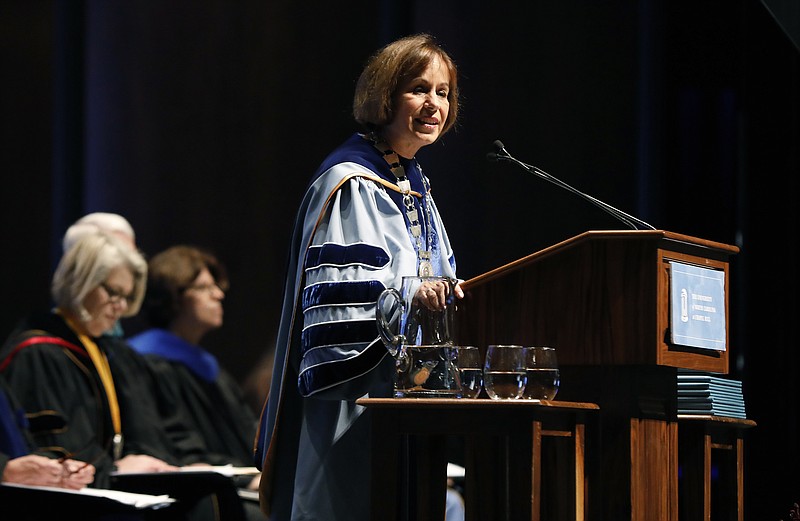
[1,1,798,518]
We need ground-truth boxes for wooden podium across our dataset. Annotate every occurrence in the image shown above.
[457,230,743,521]
[358,398,598,521]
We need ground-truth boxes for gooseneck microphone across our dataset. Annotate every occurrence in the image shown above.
[487,140,656,231]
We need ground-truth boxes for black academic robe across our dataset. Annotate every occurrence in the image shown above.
[135,352,258,468]
[0,312,259,520]
[0,311,181,488]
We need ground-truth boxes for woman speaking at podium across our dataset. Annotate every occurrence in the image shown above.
[254,33,465,520]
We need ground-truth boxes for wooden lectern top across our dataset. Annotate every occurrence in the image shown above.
[456,230,738,373]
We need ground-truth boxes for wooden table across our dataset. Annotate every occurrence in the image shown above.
[677,415,756,521]
[356,397,599,521]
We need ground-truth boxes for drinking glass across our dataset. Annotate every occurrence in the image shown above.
[483,345,526,400]
[456,346,483,399]
[523,346,560,400]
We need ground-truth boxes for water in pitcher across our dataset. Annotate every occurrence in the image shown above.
[393,344,462,398]
[377,276,463,398]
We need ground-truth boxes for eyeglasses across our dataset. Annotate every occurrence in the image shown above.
[100,283,135,306]
[183,282,228,294]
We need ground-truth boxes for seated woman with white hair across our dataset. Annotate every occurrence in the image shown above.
[0,231,254,520]
[62,212,138,337]
[0,231,176,487]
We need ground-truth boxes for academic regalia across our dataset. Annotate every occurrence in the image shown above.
[0,311,180,488]
[0,311,255,520]
[1,376,192,520]
[254,133,458,520]
[127,328,258,468]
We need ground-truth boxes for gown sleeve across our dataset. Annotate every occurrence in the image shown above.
[295,164,416,400]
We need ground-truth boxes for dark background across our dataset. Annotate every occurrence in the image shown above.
[2,1,798,518]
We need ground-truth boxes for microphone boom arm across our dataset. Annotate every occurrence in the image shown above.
[489,146,655,231]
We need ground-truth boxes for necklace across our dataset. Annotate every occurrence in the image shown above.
[367,134,434,277]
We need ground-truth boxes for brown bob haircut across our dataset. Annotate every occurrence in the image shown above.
[353,33,459,138]
[142,245,229,328]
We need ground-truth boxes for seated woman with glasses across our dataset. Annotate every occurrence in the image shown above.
[0,231,180,489]
[0,232,255,520]
[126,245,266,520]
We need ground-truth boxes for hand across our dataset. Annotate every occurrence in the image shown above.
[454,281,464,299]
[114,454,179,473]
[1,454,94,490]
[59,458,96,489]
[414,279,464,311]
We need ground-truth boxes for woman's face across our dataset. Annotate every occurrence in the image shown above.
[82,265,134,337]
[177,267,225,336]
[383,55,451,159]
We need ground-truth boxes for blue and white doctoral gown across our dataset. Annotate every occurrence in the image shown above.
[254,133,458,520]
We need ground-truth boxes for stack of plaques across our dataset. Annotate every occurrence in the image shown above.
[677,370,746,419]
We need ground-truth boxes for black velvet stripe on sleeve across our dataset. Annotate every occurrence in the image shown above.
[301,320,378,355]
[297,337,387,398]
[302,279,385,309]
[304,243,390,270]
